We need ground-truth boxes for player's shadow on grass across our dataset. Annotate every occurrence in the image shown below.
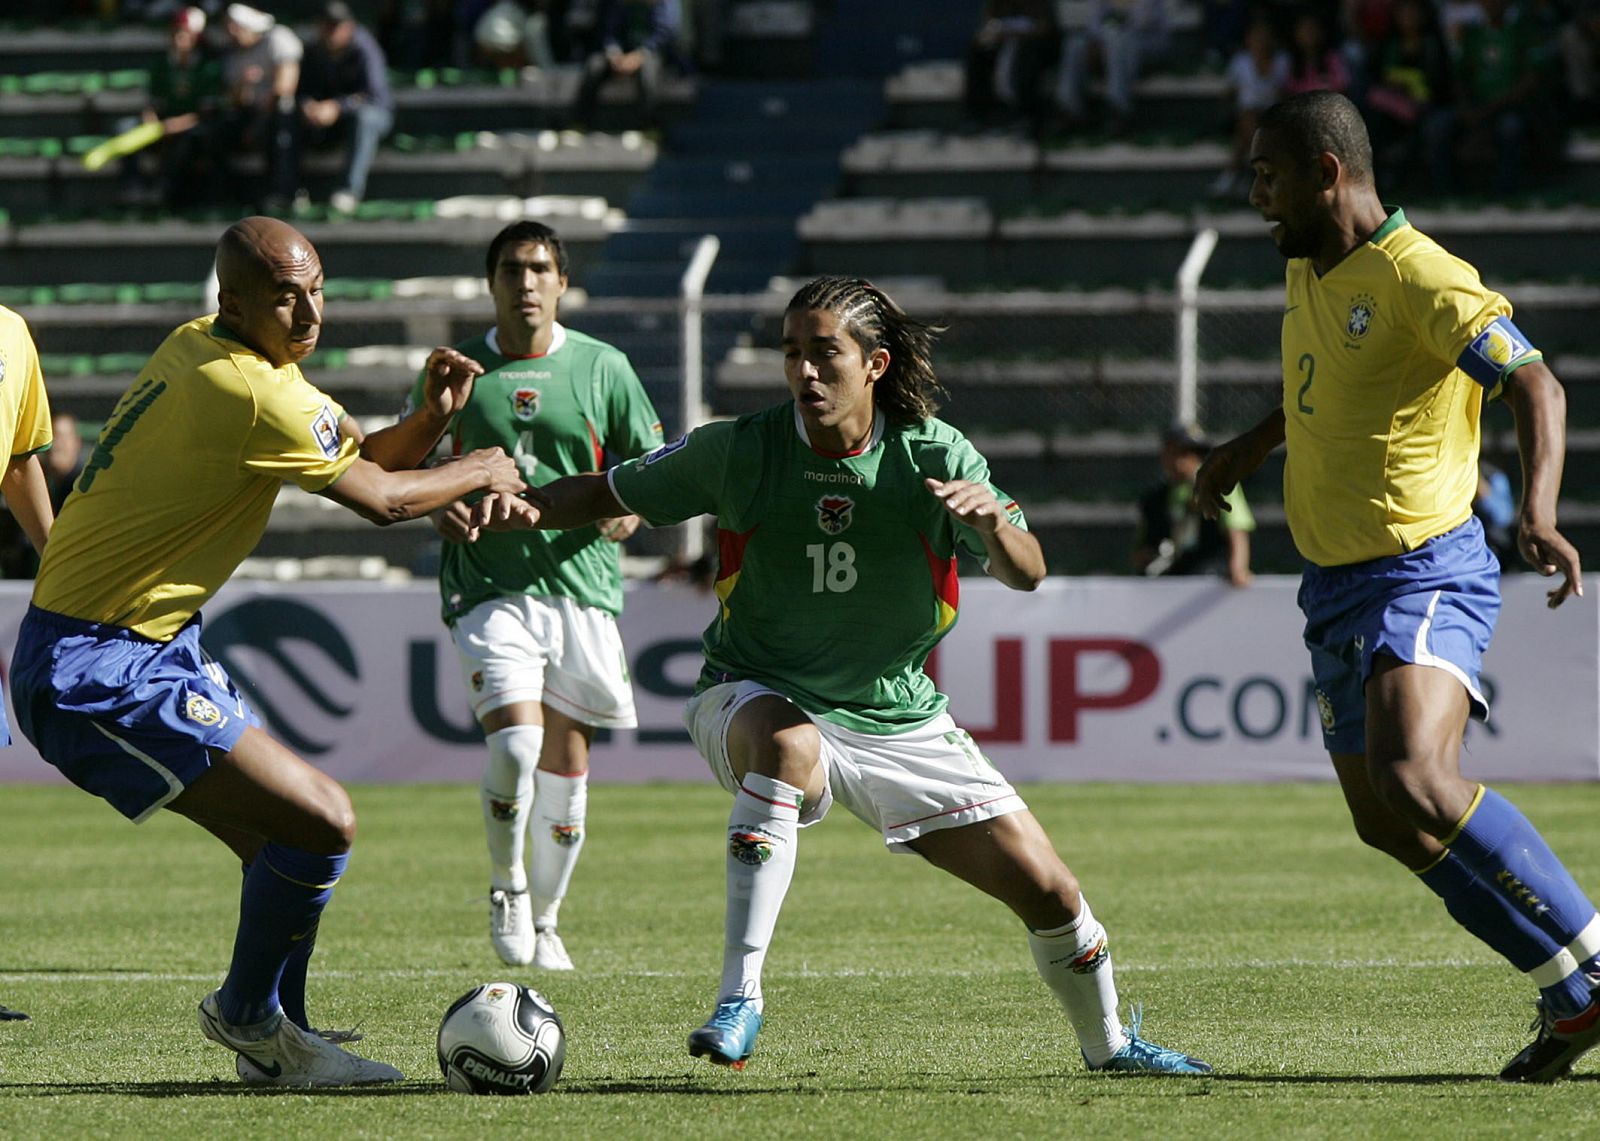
[0,1082,419,1098]
[1208,1071,1600,1084]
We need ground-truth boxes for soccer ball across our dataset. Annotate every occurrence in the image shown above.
[437,982,566,1094]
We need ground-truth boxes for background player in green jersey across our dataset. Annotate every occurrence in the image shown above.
[468,276,1211,1076]
[1195,91,1600,1082]
[409,220,664,971]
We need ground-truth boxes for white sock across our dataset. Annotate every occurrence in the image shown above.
[1027,894,1126,1066]
[481,725,544,893]
[530,768,588,930]
[718,773,803,1012]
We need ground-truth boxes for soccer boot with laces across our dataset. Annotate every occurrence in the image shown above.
[688,999,763,1069]
[489,888,535,966]
[1500,986,1600,1083]
[533,928,575,971]
[1084,1009,1212,1075]
[199,990,402,1087]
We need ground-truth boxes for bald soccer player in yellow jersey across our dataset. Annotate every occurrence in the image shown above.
[0,305,56,1025]
[1195,91,1600,1083]
[9,216,524,1085]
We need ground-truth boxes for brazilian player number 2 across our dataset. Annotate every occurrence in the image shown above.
[1296,352,1316,415]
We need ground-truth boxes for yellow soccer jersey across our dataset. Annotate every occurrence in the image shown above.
[33,315,360,640]
[1280,208,1538,567]
[0,305,54,466]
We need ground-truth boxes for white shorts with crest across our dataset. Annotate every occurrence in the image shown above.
[683,680,1026,851]
[451,594,637,728]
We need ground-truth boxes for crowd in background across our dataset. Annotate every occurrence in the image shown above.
[967,0,1600,198]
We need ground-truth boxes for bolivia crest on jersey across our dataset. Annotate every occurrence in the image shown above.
[816,495,854,535]
[1346,294,1376,340]
[511,387,540,421]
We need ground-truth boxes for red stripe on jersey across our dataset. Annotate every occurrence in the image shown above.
[715,525,759,612]
[918,532,960,633]
[586,420,602,471]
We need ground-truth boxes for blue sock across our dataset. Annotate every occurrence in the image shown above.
[1417,850,1593,1014]
[236,862,316,1032]
[218,844,346,1028]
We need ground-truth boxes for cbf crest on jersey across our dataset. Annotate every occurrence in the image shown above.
[816,495,854,535]
[1346,293,1376,340]
[511,387,540,421]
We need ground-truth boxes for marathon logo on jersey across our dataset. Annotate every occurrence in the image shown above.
[1345,293,1376,340]
[642,436,687,465]
[310,404,341,459]
[815,495,854,535]
[511,387,540,422]
[1468,318,1531,374]
[185,694,223,727]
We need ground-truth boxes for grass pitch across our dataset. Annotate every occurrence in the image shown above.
[3,780,1600,1138]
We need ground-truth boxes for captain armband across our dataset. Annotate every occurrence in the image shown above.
[1458,315,1542,390]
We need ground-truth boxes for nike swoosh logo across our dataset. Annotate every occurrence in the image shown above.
[1283,305,1299,313]
[242,1052,283,1078]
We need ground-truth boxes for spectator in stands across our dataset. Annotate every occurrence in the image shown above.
[1133,422,1254,586]
[1053,0,1170,137]
[963,0,1060,131]
[1562,0,1600,125]
[572,0,688,130]
[473,0,558,70]
[1430,0,1548,195]
[121,5,224,209]
[378,0,458,70]
[1211,15,1290,197]
[1475,458,1520,568]
[218,4,304,210]
[293,1,395,215]
[1362,0,1453,193]
[1283,10,1351,96]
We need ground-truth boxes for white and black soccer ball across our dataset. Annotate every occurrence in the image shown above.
[437,982,566,1094]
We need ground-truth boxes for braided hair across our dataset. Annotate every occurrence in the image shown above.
[785,276,948,424]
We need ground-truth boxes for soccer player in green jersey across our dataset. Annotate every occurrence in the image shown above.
[1195,91,1600,1082]
[409,220,664,971]
[469,276,1211,1075]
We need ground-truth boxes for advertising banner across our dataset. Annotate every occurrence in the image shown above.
[0,575,1593,785]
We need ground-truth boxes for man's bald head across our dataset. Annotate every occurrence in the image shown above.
[215,216,325,368]
[216,216,320,293]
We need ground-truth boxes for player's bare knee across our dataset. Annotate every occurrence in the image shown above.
[1367,762,1455,835]
[300,779,357,853]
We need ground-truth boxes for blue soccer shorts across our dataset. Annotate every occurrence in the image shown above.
[11,605,260,822]
[1298,516,1500,755]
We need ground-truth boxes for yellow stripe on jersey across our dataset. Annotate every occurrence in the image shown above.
[1281,208,1516,567]
[0,306,54,464]
[33,315,360,641]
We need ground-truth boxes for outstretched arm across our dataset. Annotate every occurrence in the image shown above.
[1502,360,1583,607]
[925,478,1045,591]
[1193,407,1284,519]
[320,448,523,527]
[471,472,626,535]
[349,348,483,472]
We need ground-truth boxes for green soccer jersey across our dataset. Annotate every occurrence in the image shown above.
[412,323,663,621]
[610,404,1028,734]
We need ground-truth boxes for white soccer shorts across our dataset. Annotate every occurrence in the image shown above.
[451,594,638,728]
[684,679,1027,850]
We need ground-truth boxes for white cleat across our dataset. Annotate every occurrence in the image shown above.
[199,991,403,1087]
[533,928,575,971]
[490,889,536,966]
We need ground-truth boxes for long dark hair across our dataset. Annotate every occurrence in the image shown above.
[784,276,948,423]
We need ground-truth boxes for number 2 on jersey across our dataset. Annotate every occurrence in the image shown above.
[1296,352,1316,415]
[805,542,858,593]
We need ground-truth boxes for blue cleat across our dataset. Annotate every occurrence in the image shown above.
[688,999,763,1070]
[1086,1008,1212,1075]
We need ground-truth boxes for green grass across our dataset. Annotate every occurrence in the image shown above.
[4,782,1600,1137]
